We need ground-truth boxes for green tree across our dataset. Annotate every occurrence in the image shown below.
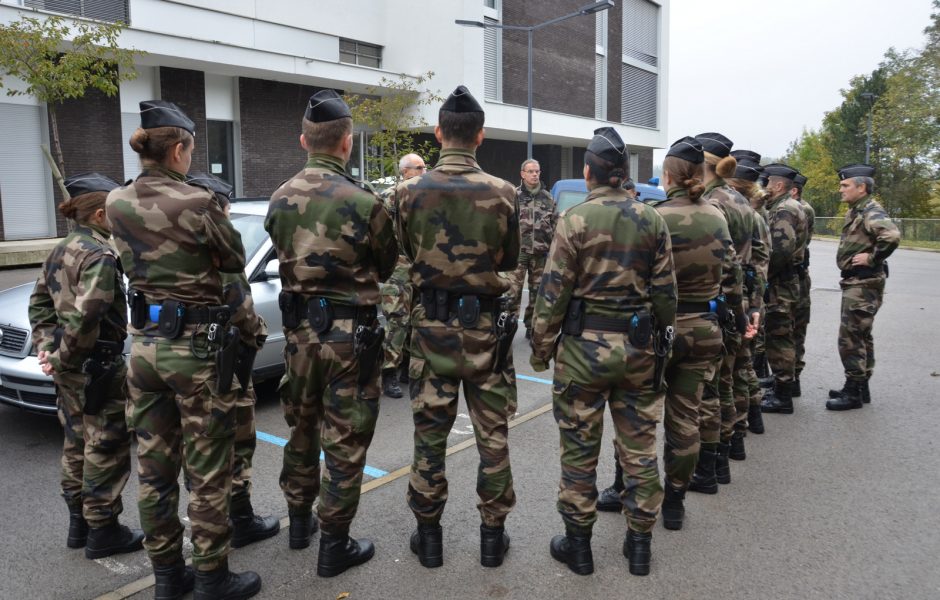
[784,128,842,218]
[345,71,443,184]
[0,15,142,198]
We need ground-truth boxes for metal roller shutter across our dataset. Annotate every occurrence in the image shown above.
[0,104,54,240]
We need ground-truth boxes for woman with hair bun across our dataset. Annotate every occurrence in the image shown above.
[652,137,739,531]
[29,173,144,561]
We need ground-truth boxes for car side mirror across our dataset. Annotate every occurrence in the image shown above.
[263,259,279,281]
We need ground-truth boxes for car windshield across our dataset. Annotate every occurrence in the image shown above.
[556,190,588,213]
[229,214,267,261]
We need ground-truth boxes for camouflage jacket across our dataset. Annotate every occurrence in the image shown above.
[395,148,519,296]
[530,185,676,363]
[516,182,556,255]
[381,186,411,266]
[28,224,127,372]
[703,179,753,270]
[799,198,816,268]
[222,271,267,348]
[265,154,397,306]
[836,195,900,285]
[107,167,246,335]
[765,191,807,284]
[654,189,740,305]
[750,211,771,311]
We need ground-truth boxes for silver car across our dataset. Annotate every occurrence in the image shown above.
[0,200,285,415]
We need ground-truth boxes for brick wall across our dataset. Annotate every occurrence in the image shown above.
[475,137,527,184]
[502,0,595,119]
[638,147,653,182]
[160,67,208,175]
[48,88,124,236]
[606,0,623,123]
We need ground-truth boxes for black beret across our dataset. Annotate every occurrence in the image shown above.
[731,149,761,164]
[694,132,733,158]
[665,136,704,164]
[304,89,351,123]
[64,172,120,198]
[586,127,627,164]
[441,85,484,113]
[733,160,763,183]
[139,100,195,135]
[763,163,799,181]
[186,172,234,199]
[837,163,875,180]
[793,174,807,189]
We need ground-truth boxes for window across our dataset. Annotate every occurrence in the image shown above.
[483,16,502,101]
[484,0,497,8]
[340,39,382,69]
[23,0,130,23]
[206,120,235,189]
[595,11,608,120]
[621,0,660,128]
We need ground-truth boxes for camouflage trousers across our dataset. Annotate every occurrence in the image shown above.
[126,331,238,570]
[505,252,547,331]
[663,314,722,490]
[381,260,412,372]
[765,279,799,385]
[231,382,257,514]
[552,331,663,534]
[407,310,517,528]
[838,281,884,380]
[794,273,812,379]
[55,361,131,527]
[279,320,380,535]
[701,329,739,446]
[732,340,753,431]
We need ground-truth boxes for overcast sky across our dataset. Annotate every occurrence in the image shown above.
[653,0,936,165]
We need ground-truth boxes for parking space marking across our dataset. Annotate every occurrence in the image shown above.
[255,430,389,478]
[517,373,553,386]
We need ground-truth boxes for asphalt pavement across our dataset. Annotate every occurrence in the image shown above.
[0,239,937,600]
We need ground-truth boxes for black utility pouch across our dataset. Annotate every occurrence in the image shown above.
[215,326,239,395]
[457,295,481,328]
[884,261,889,278]
[562,299,585,336]
[158,300,185,339]
[307,297,334,334]
[129,290,148,329]
[435,290,449,322]
[278,291,301,329]
[234,342,257,391]
[628,312,653,348]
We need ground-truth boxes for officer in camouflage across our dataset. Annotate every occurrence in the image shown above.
[759,163,807,415]
[395,86,519,570]
[826,164,900,410]
[186,172,281,550]
[530,127,676,577]
[791,173,815,397]
[506,158,556,339]
[265,89,397,576]
[379,153,426,399]
[29,173,144,560]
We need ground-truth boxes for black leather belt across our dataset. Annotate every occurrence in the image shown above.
[841,266,884,279]
[329,303,377,321]
[182,305,231,325]
[582,315,631,333]
[676,301,714,314]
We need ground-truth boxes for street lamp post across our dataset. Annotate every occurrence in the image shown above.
[457,0,614,159]
[860,92,876,164]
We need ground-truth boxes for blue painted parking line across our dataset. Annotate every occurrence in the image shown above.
[255,430,389,478]
[517,373,553,386]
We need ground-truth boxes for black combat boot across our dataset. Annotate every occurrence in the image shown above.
[85,522,145,560]
[759,374,775,389]
[826,379,863,411]
[747,404,765,434]
[623,530,652,576]
[792,378,802,397]
[398,361,409,385]
[288,512,318,550]
[729,430,746,460]
[480,524,510,567]
[153,560,195,600]
[382,368,403,399]
[231,503,280,549]
[761,381,794,414]
[660,484,685,531]
[715,442,731,485]
[549,532,593,575]
[688,447,718,495]
[861,379,872,404]
[410,523,443,568]
[66,503,88,549]
[193,561,261,600]
[753,352,769,379]
[317,531,375,577]
[596,460,624,512]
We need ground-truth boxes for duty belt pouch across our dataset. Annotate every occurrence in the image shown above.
[82,358,118,416]
[158,300,185,339]
[492,310,518,374]
[234,341,257,391]
[883,261,889,278]
[215,326,239,395]
[628,312,653,348]
[562,299,585,336]
[457,295,481,328]
[278,291,300,329]
[356,325,385,388]
[435,290,449,322]
[307,298,334,334]
[129,290,148,329]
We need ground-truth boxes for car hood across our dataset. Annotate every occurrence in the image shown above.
[0,283,34,330]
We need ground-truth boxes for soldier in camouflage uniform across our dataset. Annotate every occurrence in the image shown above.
[530,127,676,577]
[395,86,519,570]
[505,158,556,338]
[826,164,900,410]
[791,174,815,397]
[186,172,281,550]
[107,100,260,599]
[379,153,426,399]
[759,164,808,415]
[265,90,396,577]
[29,173,144,560]
[653,137,738,530]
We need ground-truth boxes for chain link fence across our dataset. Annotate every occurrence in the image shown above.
[815,217,940,242]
